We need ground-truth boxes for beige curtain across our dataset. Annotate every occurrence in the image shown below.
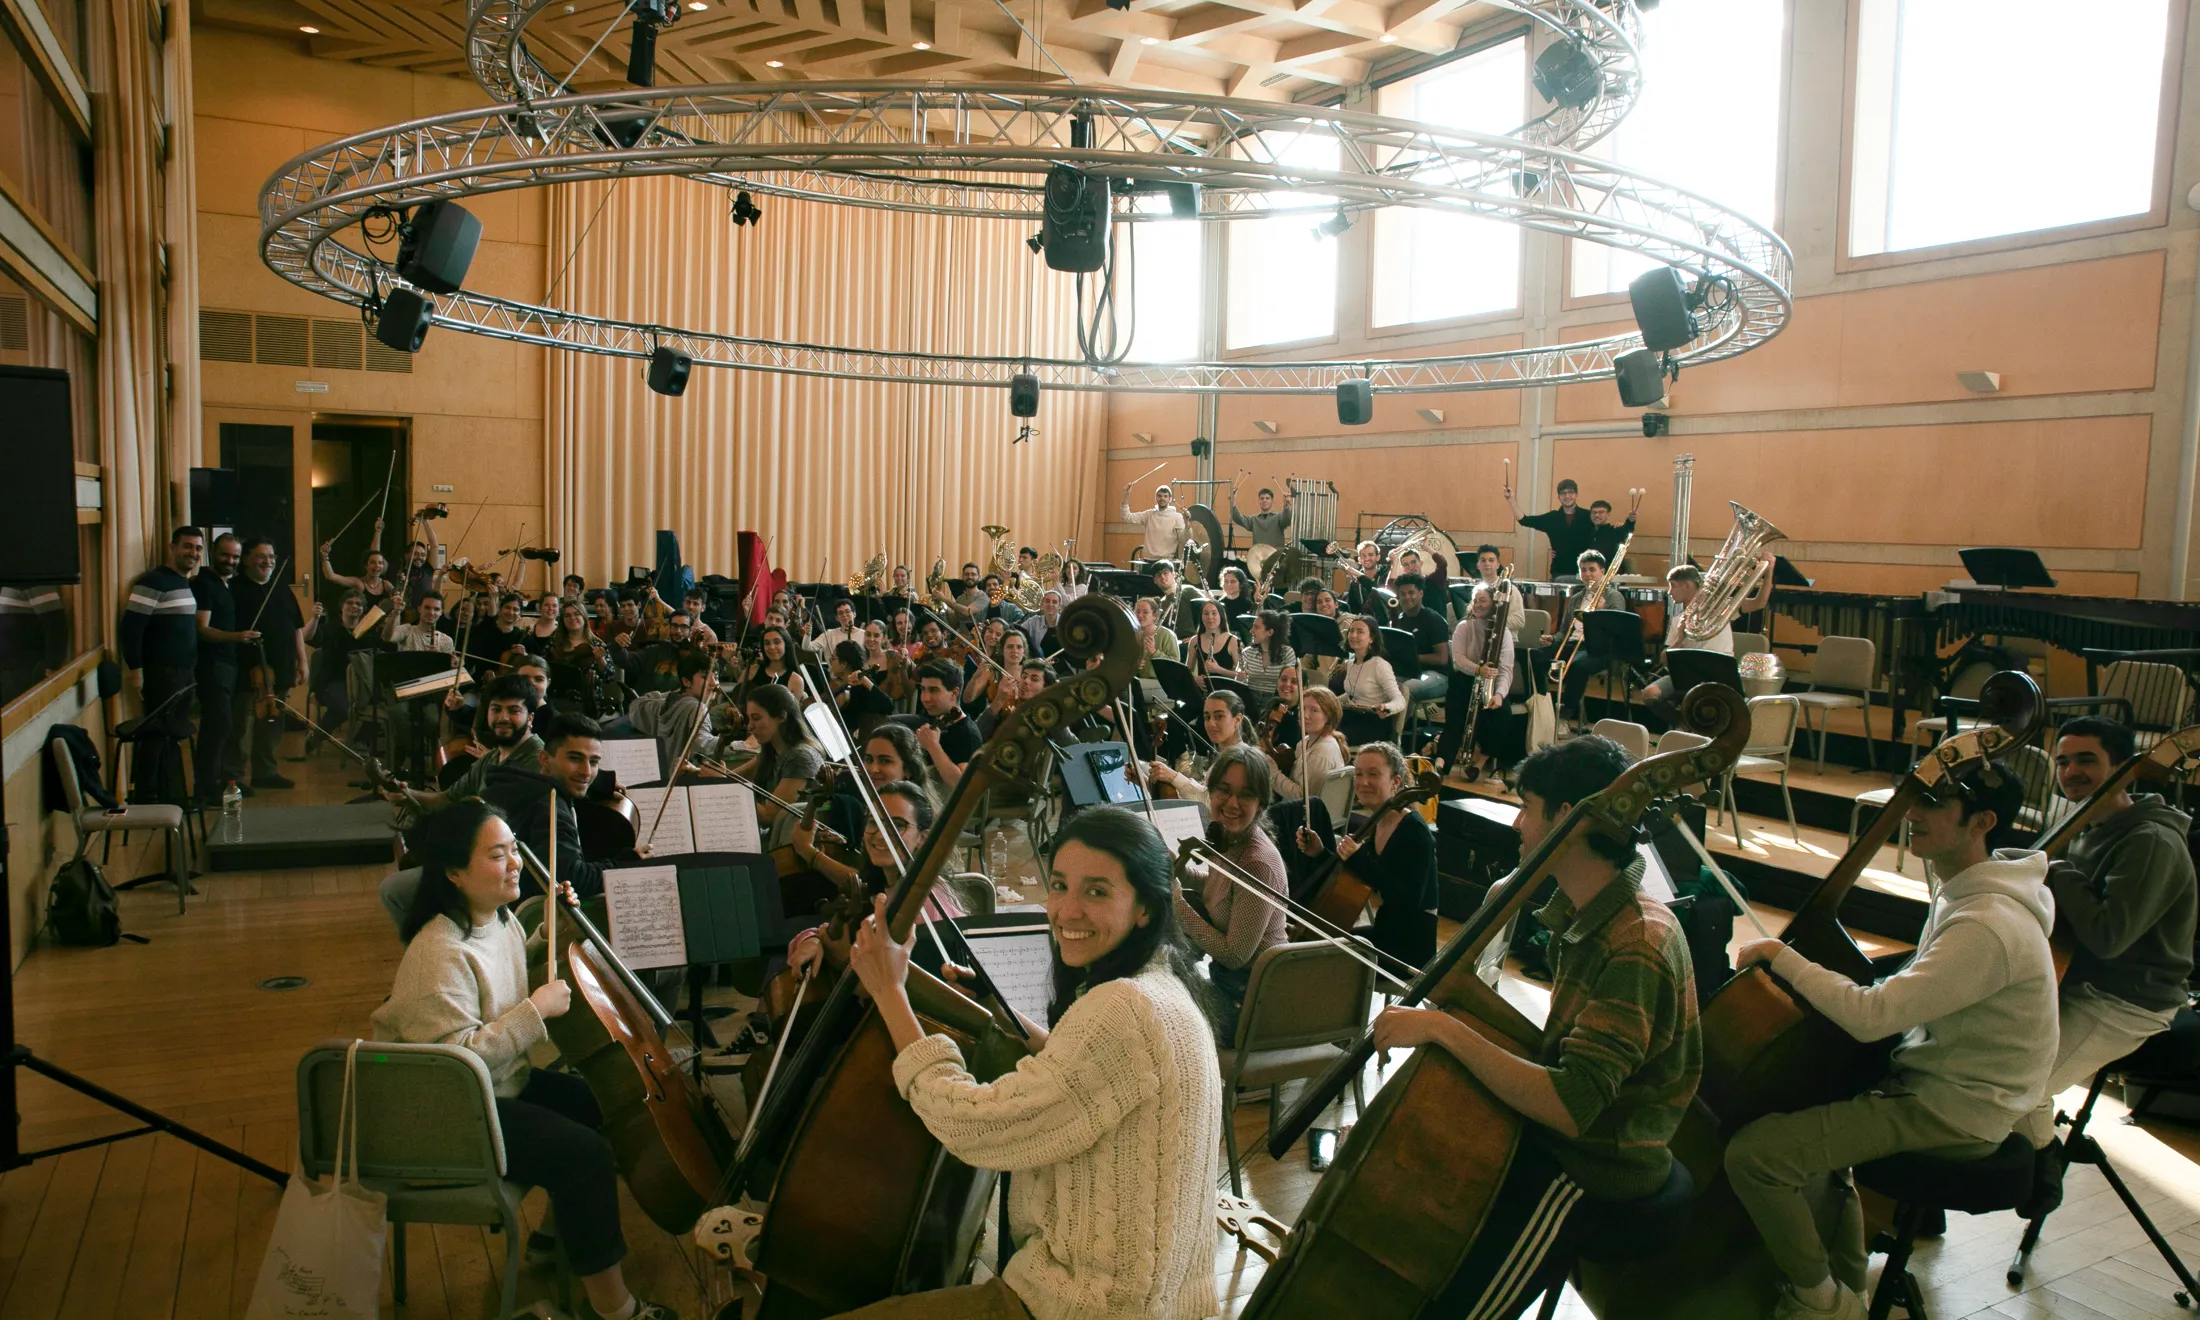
[88,0,166,617]
[164,1,201,483]
[546,175,1110,585]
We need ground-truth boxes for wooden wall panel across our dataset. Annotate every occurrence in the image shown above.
[1556,252,2168,422]
[1552,415,2150,552]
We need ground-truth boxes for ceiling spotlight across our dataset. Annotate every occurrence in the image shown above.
[1378,32,1395,41]
[730,190,762,226]
[687,2,706,9]
[1140,35,1159,44]
[913,39,929,48]
[1025,231,1045,254]
[766,59,784,67]
[1532,37,1601,109]
[299,24,319,32]
[1312,206,1352,240]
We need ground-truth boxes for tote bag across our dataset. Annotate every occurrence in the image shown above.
[247,1040,389,1320]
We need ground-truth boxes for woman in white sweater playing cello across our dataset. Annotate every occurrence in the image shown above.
[838,806,1223,1320]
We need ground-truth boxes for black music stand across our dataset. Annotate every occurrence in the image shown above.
[1378,626,1421,680]
[1291,612,1344,659]
[1583,609,1647,719]
[1771,555,1814,588]
[1088,569,1161,600]
[1666,648,1744,696]
[382,651,461,787]
[1959,547,2058,590]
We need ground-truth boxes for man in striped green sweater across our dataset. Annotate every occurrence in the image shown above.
[1370,736,1701,1319]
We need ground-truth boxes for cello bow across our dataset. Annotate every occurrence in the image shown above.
[1267,682,1751,1160]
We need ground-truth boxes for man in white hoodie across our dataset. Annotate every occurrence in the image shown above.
[1724,764,2059,1320]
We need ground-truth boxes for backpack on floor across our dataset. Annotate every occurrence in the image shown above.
[45,855,123,947]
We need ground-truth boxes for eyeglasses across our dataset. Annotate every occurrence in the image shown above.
[1208,783,1262,804]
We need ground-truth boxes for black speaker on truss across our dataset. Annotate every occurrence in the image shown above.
[1010,372,1040,418]
[1336,379,1374,426]
[374,289,434,353]
[648,346,692,397]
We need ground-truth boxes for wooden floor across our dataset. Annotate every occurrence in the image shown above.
[4,727,2199,1318]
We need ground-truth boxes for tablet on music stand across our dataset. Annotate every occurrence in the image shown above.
[1958,547,2057,590]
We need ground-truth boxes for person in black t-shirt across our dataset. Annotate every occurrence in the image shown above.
[913,661,981,788]
[828,640,893,738]
[1585,494,1642,569]
[305,592,373,736]
[1293,740,1437,970]
[1388,574,1452,725]
[470,595,533,666]
[1507,476,1598,580]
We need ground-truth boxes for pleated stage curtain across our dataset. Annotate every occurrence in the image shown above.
[545,171,1112,586]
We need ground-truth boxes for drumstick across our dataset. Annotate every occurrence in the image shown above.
[545,789,558,980]
[1129,461,1167,489]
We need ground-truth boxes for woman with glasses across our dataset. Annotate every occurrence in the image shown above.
[1172,745,1287,1041]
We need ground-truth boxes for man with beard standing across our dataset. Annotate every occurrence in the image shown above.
[191,533,258,803]
[229,537,307,792]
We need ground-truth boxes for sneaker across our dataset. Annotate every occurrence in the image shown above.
[254,773,296,789]
[1772,1280,1865,1320]
[524,1229,558,1265]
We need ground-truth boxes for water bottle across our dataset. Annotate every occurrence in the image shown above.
[985,823,1010,884]
[221,781,243,819]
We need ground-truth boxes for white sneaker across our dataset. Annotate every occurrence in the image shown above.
[1772,1280,1865,1320]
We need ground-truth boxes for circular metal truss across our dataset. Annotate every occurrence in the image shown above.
[257,0,1793,396]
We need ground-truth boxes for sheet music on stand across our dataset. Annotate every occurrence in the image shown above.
[597,738,664,789]
[1146,800,1208,857]
[627,787,697,857]
[626,783,764,858]
[602,865,688,970]
[950,918,1056,1027]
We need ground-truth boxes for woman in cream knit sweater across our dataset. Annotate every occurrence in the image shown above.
[841,806,1223,1320]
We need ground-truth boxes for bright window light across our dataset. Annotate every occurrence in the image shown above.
[1371,35,1526,327]
[1226,130,1340,349]
[1849,0,2168,256]
[1570,0,1786,298]
[1127,219,1204,362]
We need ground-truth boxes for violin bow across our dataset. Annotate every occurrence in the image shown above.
[545,788,558,981]
[643,677,714,851]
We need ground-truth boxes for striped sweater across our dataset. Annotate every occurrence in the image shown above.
[1532,857,1701,1198]
[120,567,197,670]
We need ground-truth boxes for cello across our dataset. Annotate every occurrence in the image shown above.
[1295,767,1442,932]
[1237,684,1749,1319]
[1574,670,2043,1318]
[730,594,1141,1317]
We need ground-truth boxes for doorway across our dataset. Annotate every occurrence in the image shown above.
[217,422,298,575]
[309,416,411,608]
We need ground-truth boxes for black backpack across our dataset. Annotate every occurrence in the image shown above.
[45,856,125,947]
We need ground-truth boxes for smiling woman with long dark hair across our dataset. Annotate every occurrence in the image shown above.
[840,806,1220,1320]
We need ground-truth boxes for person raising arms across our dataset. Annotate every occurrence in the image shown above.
[373,802,675,1320]
[838,806,1221,1320]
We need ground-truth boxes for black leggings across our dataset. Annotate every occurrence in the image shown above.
[496,1070,628,1275]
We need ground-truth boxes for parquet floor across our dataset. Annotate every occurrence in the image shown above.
[1,727,2197,1318]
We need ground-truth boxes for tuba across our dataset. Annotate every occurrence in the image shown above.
[1679,501,1785,642]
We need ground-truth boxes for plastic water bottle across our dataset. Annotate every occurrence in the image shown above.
[221,781,243,819]
[985,823,1010,884]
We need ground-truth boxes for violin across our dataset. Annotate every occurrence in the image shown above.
[868,649,916,702]
[1257,698,1294,778]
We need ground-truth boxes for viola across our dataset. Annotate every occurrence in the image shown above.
[573,784,639,858]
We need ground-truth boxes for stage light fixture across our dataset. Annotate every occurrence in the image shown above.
[766,59,784,67]
[1312,206,1351,240]
[1025,232,1045,254]
[1532,38,1601,109]
[648,345,692,396]
[730,190,763,226]
[913,39,929,48]
[1641,411,1670,438]
[299,24,319,33]
[1140,35,1159,44]
[374,289,434,353]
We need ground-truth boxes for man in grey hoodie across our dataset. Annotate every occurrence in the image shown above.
[1724,764,2058,1320]
[2021,716,2196,1149]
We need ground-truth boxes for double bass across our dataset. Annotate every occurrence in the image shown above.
[1576,670,2043,1318]
[731,595,1142,1316]
[1241,684,1749,1318]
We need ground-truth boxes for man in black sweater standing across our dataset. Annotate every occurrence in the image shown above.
[230,537,307,791]
[190,533,258,803]
[121,526,205,799]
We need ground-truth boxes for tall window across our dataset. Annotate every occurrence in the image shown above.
[1371,35,1526,327]
[1125,219,1204,361]
[1848,0,2170,256]
[1569,0,1787,297]
[1225,130,1340,349]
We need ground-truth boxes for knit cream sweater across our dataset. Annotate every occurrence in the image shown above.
[370,910,546,1098]
[890,961,1222,1320]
